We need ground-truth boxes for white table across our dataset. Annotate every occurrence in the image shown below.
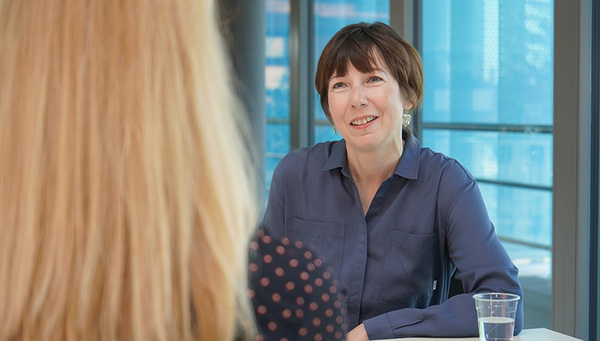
[376,328,583,340]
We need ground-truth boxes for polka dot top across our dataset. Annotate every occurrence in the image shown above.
[249,229,348,341]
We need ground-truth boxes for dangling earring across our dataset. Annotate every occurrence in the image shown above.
[402,113,412,128]
[333,125,338,136]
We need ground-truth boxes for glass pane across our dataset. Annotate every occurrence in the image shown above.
[265,123,290,185]
[479,183,552,248]
[312,1,390,143]
[422,129,552,187]
[266,1,291,189]
[421,0,554,329]
[421,0,553,125]
[315,124,342,144]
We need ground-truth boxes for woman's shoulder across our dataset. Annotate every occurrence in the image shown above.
[418,146,477,183]
[280,140,340,162]
[274,140,342,174]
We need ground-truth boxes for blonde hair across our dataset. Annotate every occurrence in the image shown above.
[0,0,258,340]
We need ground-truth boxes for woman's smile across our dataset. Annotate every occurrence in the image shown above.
[350,115,378,128]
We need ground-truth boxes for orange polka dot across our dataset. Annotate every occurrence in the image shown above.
[268,321,277,331]
[334,300,341,308]
[315,333,323,341]
[247,289,255,299]
[271,293,281,303]
[274,267,284,276]
[296,297,305,305]
[341,323,348,330]
[304,284,313,294]
[254,335,264,341]
[323,271,331,280]
[249,241,259,250]
[335,316,343,324]
[296,309,304,318]
[298,327,308,336]
[329,286,337,293]
[285,281,295,291]
[289,259,299,268]
[313,317,321,327]
[257,305,267,315]
[300,272,309,280]
[326,324,334,332]
[260,277,270,287]
[304,250,313,259]
[275,245,285,255]
[280,338,289,341]
[282,309,292,318]
[335,331,343,339]
[281,237,290,245]
[309,302,318,311]
[262,235,272,244]
[249,263,258,273]
[314,258,323,266]
[315,278,323,286]
[325,308,334,317]
[321,293,330,302]
[262,254,273,263]
[294,241,303,249]
[307,263,316,271]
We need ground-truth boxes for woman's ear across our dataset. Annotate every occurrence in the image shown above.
[404,102,414,112]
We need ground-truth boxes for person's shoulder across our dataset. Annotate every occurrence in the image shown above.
[274,140,340,173]
[249,229,347,340]
[418,146,476,182]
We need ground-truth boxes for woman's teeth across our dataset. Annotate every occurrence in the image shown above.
[351,116,376,126]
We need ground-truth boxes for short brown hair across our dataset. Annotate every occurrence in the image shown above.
[315,22,423,124]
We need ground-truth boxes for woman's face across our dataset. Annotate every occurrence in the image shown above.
[327,59,411,155]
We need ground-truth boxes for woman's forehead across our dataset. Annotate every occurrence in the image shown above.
[329,52,390,79]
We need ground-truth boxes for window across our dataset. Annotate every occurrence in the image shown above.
[420,0,554,328]
[265,0,389,191]
[265,0,291,190]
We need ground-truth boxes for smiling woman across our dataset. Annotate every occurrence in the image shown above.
[262,21,524,341]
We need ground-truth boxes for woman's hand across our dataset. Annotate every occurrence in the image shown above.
[347,323,369,341]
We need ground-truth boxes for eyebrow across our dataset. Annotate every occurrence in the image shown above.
[329,67,389,81]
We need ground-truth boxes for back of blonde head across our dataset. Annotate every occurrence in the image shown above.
[0,0,257,339]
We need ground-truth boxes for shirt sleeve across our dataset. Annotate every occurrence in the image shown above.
[363,175,524,339]
[262,156,289,240]
[249,230,348,341]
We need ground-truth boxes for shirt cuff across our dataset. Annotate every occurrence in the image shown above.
[363,311,426,339]
[362,314,394,340]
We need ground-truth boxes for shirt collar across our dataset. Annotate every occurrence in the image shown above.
[322,135,421,180]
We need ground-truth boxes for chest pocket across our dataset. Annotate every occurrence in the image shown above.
[286,217,346,281]
[379,229,437,307]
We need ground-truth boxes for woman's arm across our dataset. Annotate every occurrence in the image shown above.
[362,177,523,339]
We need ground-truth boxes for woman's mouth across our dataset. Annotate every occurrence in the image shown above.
[350,116,377,126]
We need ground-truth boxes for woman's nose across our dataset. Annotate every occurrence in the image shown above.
[350,86,368,108]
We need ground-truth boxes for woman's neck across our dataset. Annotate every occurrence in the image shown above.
[346,139,404,186]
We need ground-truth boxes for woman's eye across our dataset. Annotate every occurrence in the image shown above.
[368,76,383,82]
[331,82,345,90]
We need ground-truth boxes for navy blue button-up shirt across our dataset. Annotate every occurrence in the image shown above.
[262,136,524,339]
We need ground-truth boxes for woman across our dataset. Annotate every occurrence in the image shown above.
[263,21,524,340]
[0,0,257,339]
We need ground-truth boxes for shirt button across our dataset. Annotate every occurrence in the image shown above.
[376,197,383,204]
